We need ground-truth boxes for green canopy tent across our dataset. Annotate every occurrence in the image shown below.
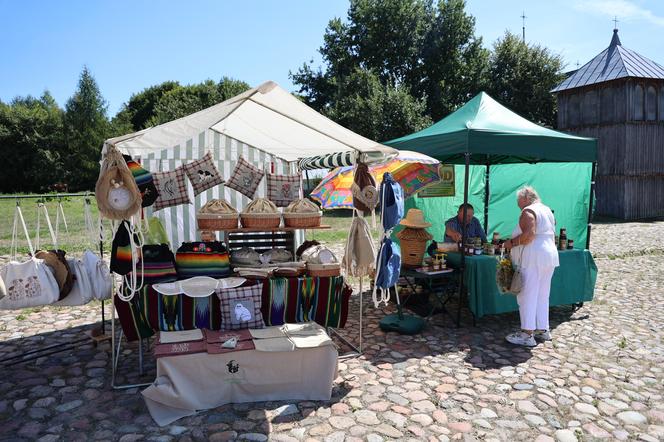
[385,92,597,324]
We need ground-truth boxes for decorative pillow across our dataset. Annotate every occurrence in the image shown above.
[218,283,265,330]
[225,157,265,199]
[152,167,191,212]
[267,173,302,207]
[183,152,224,196]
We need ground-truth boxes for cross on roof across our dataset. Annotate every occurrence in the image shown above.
[613,16,619,29]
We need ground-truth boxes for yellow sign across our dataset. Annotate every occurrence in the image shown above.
[418,165,455,197]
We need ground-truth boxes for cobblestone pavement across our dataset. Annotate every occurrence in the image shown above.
[1,221,663,442]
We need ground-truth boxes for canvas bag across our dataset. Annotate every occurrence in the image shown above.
[54,258,94,306]
[34,203,75,300]
[351,162,378,217]
[82,251,112,301]
[0,206,60,310]
[509,247,525,294]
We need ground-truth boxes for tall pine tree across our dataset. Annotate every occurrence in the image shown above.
[64,66,110,190]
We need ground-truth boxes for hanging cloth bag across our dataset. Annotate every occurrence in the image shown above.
[351,162,379,225]
[124,154,159,207]
[95,145,142,220]
[372,172,405,308]
[34,203,74,301]
[0,205,60,310]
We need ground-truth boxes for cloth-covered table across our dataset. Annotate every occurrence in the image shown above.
[143,344,338,426]
[115,276,352,341]
[446,249,597,318]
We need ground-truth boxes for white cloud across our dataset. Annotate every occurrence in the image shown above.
[574,0,664,27]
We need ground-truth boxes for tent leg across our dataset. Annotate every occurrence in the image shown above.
[457,154,471,327]
[586,162,596,250]
[483,164,490,234]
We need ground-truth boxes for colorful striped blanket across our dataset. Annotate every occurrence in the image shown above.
[115,276,352,341]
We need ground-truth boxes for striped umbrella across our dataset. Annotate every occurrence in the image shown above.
[311,151,441,209]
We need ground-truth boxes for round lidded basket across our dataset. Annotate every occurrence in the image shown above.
[197,213,239,230]
[283,211,322,228]
[307,263,341,277]
[240,213,282,229]
[397,227,433,268]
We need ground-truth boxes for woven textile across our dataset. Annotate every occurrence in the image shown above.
[175,241,230,279]
[217,283,265,330]
[225,157,265,199]
[267,173,302,207]
[114,276,352,341]
[124,155,158,207]
[183,152,224,196]
[152,167,191,211]
[263,276,351,328]
[135,244,178,284]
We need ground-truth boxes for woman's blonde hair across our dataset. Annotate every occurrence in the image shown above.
[517,186,540,204]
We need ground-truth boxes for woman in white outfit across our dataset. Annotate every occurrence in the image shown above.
[504,187,560,347]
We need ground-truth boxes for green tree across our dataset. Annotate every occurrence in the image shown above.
[486,31,564,127]
[417,0,489,120]
[113,81,180,131]
[327,68,432,141]
[0,92,66,192]
[64,66,111,191]
[291,0,488,138]
[113,77,251,132]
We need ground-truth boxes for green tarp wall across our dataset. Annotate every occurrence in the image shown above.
[402,162,591,248]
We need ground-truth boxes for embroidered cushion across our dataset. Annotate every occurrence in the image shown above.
[218,283,265,330]
[225,157,265,199]
[152,167,191,212]
[183,152,224,196]
[267,173,301,207]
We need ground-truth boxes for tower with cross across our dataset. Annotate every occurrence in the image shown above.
[521,11,526,42]
[552,29,664,219]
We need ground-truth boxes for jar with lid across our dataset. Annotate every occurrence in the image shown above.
[567,239,574,249]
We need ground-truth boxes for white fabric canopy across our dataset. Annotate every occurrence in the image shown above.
[104,81,396,163]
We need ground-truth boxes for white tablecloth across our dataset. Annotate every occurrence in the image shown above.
[142,345,338,426]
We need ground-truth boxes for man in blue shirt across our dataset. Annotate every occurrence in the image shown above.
[444,203,487,243]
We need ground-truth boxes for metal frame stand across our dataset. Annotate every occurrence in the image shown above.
[328,284,363,359]
[0,193,109,368]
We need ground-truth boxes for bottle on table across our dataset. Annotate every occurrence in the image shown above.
[558,227,567,250]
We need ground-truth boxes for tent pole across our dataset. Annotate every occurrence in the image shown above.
[585,162,596,250]
[483,163,490,234]
[457,153,471,327]
[305,170,311,197]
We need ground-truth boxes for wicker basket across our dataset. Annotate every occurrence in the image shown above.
[397,227,433,268]
[197,213,239,230]
[307,263,341,277]
[240,213,281,229]
[283,211,322,228]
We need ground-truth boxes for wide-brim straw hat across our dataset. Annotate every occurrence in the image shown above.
[399,208,432,228]
[35,250,68,290]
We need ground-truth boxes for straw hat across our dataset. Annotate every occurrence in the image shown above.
[399,209,432,228]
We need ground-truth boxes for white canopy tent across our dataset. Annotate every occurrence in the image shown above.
[103,81,397,245]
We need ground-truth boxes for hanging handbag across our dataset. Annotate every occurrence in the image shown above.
[54,258,94,306]
[135,244,178,284]
[82,250,112,301]
[175,241,230,279]
[95,145,142,220]
[509,247,525,294]
[0,206,60,310]
[124,154,159,207]
[34,203,74,301]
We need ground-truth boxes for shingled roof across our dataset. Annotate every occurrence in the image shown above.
[552,29,664,93]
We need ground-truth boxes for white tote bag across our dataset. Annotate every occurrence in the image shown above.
[82,250,112,301]
[0,206,60,310]
[54,258,94,306]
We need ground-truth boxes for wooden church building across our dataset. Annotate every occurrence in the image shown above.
[553,29,664,219]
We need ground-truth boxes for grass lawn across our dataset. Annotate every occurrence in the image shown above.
[0,194,352,256]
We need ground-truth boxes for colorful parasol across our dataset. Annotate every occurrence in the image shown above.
[310,151,441,209]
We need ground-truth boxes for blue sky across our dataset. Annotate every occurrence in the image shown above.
[1,0,663,116]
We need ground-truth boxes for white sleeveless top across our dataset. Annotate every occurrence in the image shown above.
[511,202,559,269]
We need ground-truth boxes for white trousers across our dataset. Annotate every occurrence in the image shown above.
[516,266,555,331]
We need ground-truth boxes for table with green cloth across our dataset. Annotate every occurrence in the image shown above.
[446,249,597,318]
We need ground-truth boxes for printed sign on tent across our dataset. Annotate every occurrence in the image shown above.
[418,165,455,197]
